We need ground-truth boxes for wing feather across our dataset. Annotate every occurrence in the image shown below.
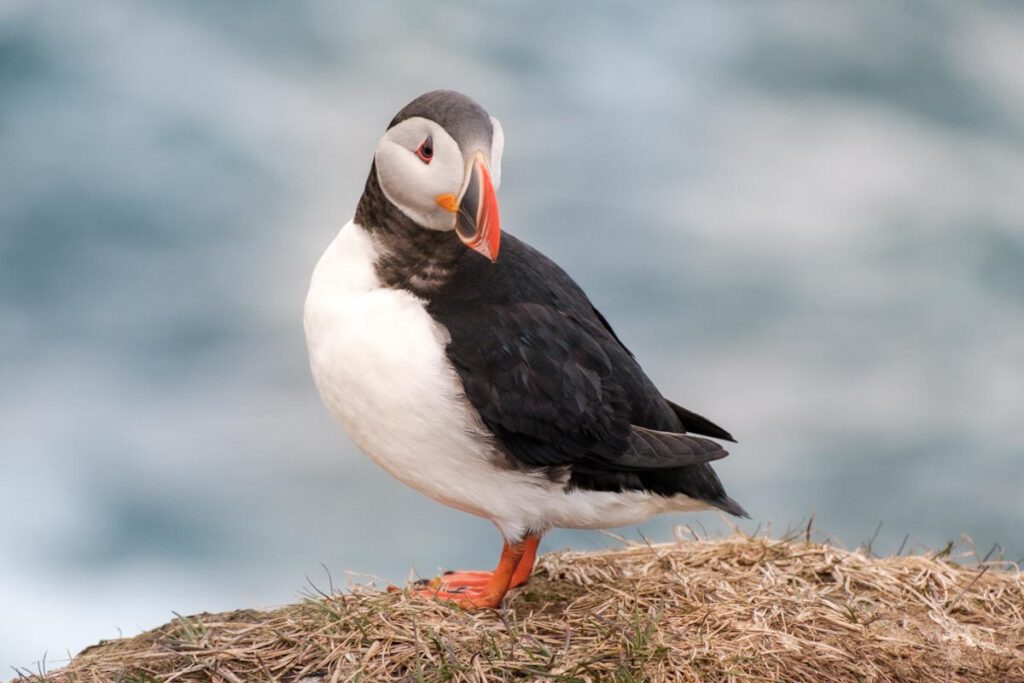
[615,427,728,469]
[442,302,728,472]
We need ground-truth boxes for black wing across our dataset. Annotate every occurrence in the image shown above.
[590,307,736,443]
[434,300,727,471]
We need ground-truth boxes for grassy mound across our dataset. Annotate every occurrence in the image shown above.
[14,532,1023,682]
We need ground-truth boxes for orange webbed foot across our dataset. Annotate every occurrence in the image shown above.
[412,584,504,610]
[403,534,542,610]
[424,570,493,592]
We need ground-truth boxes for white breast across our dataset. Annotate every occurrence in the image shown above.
[304,221,490,511]
[303,221,701,539]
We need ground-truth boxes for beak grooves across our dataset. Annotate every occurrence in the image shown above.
[456,153,501,262]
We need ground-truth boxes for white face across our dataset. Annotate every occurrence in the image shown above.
[374,115,504,231]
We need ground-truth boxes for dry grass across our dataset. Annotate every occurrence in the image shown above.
[14,530,1024,682]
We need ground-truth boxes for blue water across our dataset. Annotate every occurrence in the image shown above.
[2,0,1023,672]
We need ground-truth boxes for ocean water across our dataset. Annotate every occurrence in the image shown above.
[2,0,1022,672]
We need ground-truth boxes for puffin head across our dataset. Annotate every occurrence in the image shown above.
[372,90,503,262]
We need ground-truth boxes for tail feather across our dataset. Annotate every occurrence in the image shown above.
[666,400,736,442]
[708,495,750,518]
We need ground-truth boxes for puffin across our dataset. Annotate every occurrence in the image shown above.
[304,90,747,609]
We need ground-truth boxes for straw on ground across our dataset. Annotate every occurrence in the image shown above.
[14,531,1024,682]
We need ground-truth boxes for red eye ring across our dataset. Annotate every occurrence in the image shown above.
[415,136,434,164]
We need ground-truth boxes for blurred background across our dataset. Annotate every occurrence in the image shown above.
[2,0,1022,672]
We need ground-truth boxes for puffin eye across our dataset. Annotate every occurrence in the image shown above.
[415,136,434,164]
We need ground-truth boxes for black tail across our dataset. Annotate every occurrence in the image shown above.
[708,494,750,518]
[666,400,736,442]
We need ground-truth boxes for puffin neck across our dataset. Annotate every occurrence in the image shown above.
[355,163,467,297]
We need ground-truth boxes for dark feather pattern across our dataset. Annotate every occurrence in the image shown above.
[356,164,467,297]
[619,427,729,469]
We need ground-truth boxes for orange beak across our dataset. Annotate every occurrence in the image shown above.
[454,153,501,262]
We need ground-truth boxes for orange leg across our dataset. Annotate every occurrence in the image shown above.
[415,534,541,609]
[509,534,540,588]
